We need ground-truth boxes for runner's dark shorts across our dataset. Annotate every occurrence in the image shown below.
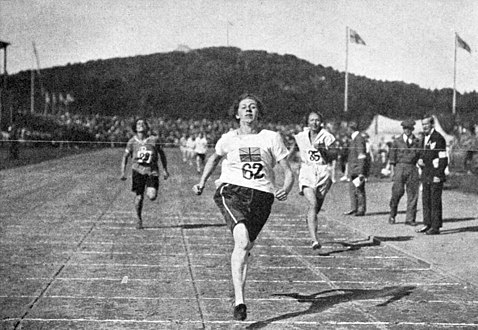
[196,153,206,162]
[214,183,274,242]
[132,170,159,195]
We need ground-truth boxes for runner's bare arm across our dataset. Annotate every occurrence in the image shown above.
[193,152,223,195]
[275,158,294,201]
[120,151,129,180]
[158,148,169,179]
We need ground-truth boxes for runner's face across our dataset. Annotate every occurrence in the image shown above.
[308,113,322,131]
[237,98,259,123]
[136,120,147,133]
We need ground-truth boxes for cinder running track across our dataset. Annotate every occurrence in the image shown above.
[1,148,477,329]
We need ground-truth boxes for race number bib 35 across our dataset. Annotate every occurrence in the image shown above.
[307,149,322,163]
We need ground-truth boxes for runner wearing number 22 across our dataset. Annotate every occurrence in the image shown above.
[193,93,294,321]
[121,118,169,229]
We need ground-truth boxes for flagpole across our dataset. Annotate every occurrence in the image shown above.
[226,21,230,47]
[31,63,34,114]
[344,26,349,113]
[452,33,457,115]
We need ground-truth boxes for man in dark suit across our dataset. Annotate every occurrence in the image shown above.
[344,122,368,216]
[416,115,448,235]
[388,119,421,225]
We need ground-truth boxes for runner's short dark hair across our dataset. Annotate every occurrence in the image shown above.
[131,118,150,133]
[229,93,265,120]
[305,111,324,126]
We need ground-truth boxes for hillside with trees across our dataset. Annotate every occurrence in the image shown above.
[6,46,478,132]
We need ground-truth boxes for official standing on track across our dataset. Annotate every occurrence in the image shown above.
[416,115,448,235]
[192,93,294,321]
[288,111,335,250]
[388,119,421,225]
[344,121,368,216]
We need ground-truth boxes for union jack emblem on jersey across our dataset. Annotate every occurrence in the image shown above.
[239,147,262,162]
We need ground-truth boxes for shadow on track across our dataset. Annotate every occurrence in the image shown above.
[373,235,414,242]
[440,225,478,234]
[363,210,406,216]
[316,238,380,256]
[442,217,476,223]
[144,223,226,229]
[247,285,416,329]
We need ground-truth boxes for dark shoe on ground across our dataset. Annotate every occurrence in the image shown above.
[343,210,356,215]
[416,225,430,233]
[404,221,417,226]
[312,241,321,250]
[355,212,365,217]
[233,304,247,321]
[425,228,440,235]
[388,216,396,224]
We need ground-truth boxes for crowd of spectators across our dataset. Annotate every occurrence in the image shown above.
[2,110,477,174]
[43,111,305,148]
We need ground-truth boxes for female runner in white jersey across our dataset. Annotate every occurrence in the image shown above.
[288,112,335,249]
[192,94,294,321]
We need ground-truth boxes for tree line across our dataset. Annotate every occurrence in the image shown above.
[6,46,478,133]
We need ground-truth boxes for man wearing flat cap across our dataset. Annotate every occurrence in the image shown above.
[388,119,421,225]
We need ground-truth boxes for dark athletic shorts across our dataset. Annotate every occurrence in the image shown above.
[132,170,159,195]
[214,183,274,242]
[196,153,206,161]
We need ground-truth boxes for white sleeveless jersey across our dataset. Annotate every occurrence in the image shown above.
[179,137,187,148]
[194,137,208,154]
[186,137,195,150]
[215,129,289,194]
[294,128,335,167]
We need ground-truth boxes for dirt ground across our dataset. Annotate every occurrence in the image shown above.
[1,148,477,329]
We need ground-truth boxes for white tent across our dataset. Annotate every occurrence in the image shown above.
[364,115,454,148]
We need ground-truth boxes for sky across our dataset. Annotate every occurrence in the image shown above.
[1,0,477,92]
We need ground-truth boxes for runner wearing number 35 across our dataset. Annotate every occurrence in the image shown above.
[120,118,169,229]
[288,112,335,250]
[192,93,294,321]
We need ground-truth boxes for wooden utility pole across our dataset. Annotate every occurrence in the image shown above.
[0,40,10,130]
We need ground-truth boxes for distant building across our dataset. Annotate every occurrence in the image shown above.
[175,44,192,53]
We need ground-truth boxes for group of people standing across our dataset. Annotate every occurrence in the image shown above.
[386,116,448,235]
[179,132,209,173]
[119,93,448,321]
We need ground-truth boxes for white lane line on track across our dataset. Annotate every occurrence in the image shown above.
[5,318,478,328]
[46,263,435,272]
[17,278,462,286]
[2,318,476,329]
[3,295,476,305]
[11,185,126,330]
[262,215,409,330]
[176,213,207,328]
